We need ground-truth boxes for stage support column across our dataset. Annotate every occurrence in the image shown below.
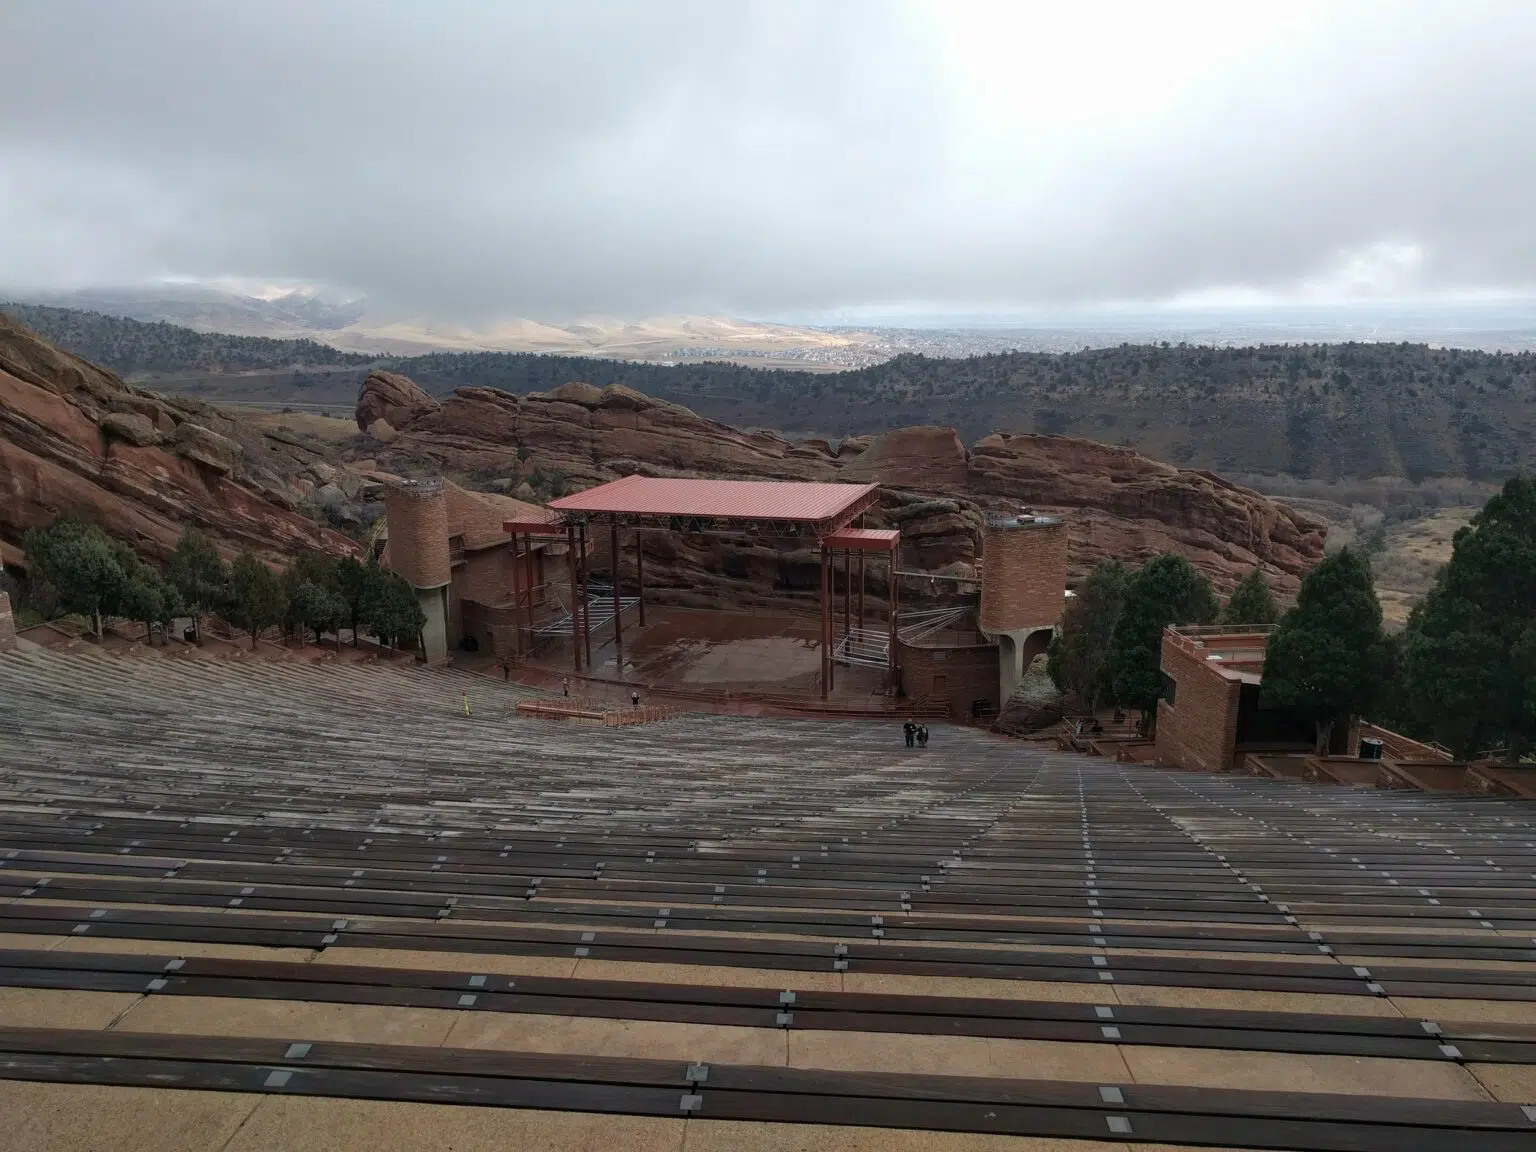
[509,531,522,664]
[578,522,593,670]
[857,551,865,632]
[843,549,851,642]
[820,542,830,700]
[610,520,622,673]
[636,531,646,626]
[887,552,899,690]
[567,523,581,673]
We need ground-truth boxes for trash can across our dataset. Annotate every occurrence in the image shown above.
[1359,737,1385,761]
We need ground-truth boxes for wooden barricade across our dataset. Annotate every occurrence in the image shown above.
[516,697,680,726]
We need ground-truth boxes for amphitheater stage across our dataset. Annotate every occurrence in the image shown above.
[0,645,1534,1150]
[510,605,895,709]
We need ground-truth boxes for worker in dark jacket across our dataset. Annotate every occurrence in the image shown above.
[903,720,916,748]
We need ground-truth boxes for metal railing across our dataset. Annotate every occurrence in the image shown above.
[534,584,640,638]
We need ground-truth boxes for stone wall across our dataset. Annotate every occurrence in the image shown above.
[898,636,1000,721]
[0,590,15,653]
[459,599,520,658]
[1154,630,1242,773]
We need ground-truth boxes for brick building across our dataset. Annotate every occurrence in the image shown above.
[1154,624,1334,773]
[379,477,560,661]
[898,621,1002,720]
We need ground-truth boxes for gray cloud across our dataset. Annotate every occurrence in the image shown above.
[3,0,1534,318]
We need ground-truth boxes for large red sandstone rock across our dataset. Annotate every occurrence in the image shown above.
[0,313,359,565]
[356,370,442,438]
[358,374,1325,602]
[841,426,970,491]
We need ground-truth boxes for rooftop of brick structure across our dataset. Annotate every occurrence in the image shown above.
[376,477,554,554]
[1165,623,1273,682]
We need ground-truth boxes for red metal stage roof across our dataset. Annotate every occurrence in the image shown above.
[548,475,879,525]
[823,527,900,551]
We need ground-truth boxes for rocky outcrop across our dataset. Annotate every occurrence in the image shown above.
[172,423,241,474]
[99,411,158,447]
[841,426,970,491]
[968,433,1324,593]
[0,312,359,566]
[356,371,441,439]
[354,372,1326,605]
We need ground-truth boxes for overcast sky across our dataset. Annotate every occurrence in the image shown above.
[3,0,1534,321]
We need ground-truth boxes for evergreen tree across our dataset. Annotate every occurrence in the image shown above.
[282,552,343,646]
[112,543,180,645]
[23,517,127,639]
[1262,548,1391,755]
[367,572,426,652]
[167,528,228,644]
[227,553,288,650]
[1047,559,1129,713]
[289,579,348,647]
[1402,474,1536,760]
[336,555,383,646]
[1109,554,1219,733]
[1221,567,1280,626]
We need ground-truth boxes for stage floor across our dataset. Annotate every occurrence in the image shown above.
[521,606,889,702]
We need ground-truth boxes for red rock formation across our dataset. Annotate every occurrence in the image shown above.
[354,370,441,439]
[0,313,358,566]
[840,426,970,491]
[356,374,1325,601]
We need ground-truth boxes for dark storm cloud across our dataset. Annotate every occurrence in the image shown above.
[2,1,1534,316]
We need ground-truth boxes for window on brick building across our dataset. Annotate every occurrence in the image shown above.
[1160,672,1178,706]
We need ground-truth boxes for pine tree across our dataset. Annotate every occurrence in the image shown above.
[23,517,128,640]
[289,580,348,647]
[1261,548,1391,755]
[167,529,229,644]
[1402,474,1536,760]
[227,553,288,650]
[1221,567,1280,626]
[367,572,426,652]
[1047,560,1129,713]
[1109,554,1218,733]
[112,543,180,645]
[336,555,383,646]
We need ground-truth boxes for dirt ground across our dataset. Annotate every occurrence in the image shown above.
[243,411,359,443]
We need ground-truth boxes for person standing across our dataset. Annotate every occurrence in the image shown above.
[630,690,640,709]
[903,720,915,748]
[918,724,929,748]
[562,676,570,697]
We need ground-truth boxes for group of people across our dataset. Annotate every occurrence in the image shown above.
[902,720,930,748]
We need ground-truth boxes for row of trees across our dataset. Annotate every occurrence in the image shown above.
[1048,473,1536,762]
[22,519,425,653]
[1047,554,1279,733]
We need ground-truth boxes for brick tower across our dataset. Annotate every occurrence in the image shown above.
[978,512,1068,703]
[382,478,451,664]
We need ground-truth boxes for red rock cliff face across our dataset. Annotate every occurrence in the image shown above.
[0,313,358,565]
[356,374,1325,601]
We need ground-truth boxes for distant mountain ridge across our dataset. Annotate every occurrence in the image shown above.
[7,302,1536,488]
[11,286,870,359]
[1,303,371,375]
